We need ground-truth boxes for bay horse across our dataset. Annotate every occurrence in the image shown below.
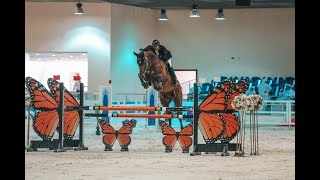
[133,45,183,130]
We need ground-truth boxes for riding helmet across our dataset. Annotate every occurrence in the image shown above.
[152,39,160,46]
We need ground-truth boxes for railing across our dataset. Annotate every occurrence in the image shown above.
[253,100,295,127]
[61,92,148,104]
[114,93,147,102]
[180,78,198,90]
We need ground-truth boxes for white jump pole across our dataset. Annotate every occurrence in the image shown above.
[99,80,112,124]
[146,87,159,128]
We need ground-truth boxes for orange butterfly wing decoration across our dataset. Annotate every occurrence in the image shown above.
[198,79,249,143]
[99,119,136,149]
[215,80,249,142]
[197,80,234,143]
[199,80,234,111]
[219,113,239,142]
[99,120,117,147]
[214,80,248,142]
[25,77,59,140]
[159,120,193,150]
[227,80,249,110]
[177,122,193,150]
[48,78,80,139]
[218,80,248,142]
[159,120,178,149]
[198,113,225,143]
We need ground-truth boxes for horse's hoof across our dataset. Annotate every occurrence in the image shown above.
[104,147,113,151]
[153,85,163,92]
[142,84,149,89]
[182,149,189,153]
[154,87,161,92]
[120,147,129,151]
[165,148,172,153]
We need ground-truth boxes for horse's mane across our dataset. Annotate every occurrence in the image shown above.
[142,45,158,61]
[142,45,157,54]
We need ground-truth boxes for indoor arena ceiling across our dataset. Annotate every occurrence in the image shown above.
[25,0,295,9]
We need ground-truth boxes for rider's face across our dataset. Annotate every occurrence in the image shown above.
[154,45,160,51]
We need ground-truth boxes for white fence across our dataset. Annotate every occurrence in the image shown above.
[252,100,295,127]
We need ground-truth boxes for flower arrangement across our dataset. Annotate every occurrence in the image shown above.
[251,94,264,111]
[246,95,256,111]
[25,88,31,107]
[231,94,249,111]
[232,94,264,111]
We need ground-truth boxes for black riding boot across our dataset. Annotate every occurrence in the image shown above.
[169,67,178,87]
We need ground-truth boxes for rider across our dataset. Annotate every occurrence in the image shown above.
[151,39,179,87]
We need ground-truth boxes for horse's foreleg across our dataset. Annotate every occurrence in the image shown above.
[138,73,149,89]
[151,79,163,91]
[151,74,165,91]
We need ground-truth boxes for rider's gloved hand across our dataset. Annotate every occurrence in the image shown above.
[158,48,165,54]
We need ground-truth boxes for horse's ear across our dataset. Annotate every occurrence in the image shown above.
[133,52,138,56]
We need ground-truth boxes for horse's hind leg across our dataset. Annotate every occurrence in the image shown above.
[159,93,172,126]
[173,87,183,130]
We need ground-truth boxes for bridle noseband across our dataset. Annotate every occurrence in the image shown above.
[139,56,152,73]
[137,57,145,65]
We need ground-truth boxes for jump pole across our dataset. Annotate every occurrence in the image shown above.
[74,83,88,151]
[99,83,112,124]
[190,83,201,156]
[54,82,66,152]
[66,106,193,112]
[84,113,193,119]
[146,87,159,128]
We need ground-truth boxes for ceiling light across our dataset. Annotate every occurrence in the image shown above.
[70,56,73,58]
[36,53,39,56]
[74,1,84,15]
[159,9,168,21]
[190,4,200,18]
[81,53,86,56]
[52,54,56,56]
[215,8,225,20]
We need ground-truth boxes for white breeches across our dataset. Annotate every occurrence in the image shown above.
[167,58,172,67]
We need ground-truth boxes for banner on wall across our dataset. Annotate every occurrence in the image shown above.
[53,75,60,80]
[73,75,81,81]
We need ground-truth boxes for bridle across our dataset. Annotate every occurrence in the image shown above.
[138,53,152,75]
[137,56,145,66]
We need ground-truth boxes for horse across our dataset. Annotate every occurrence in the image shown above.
[133,45,183,130]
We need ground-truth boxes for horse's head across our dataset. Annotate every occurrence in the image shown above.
[133,50,145,69]
[134,45,158,76]
[133,49,151,89]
